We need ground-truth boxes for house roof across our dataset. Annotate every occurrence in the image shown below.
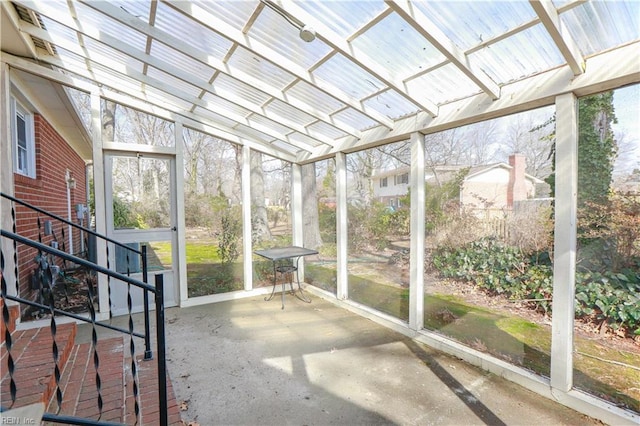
[465,163,544,184]
[1,1,638,164]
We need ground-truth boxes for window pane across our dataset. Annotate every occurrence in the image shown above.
[111,156,171,229]
[101,100,174,147]
[252,151,293,290]
[347,141,411,321]
[574,85,640,412]
[182,128,244,297]
[305,159,337,295]
[15,108,28,174]
[424,107,555,378]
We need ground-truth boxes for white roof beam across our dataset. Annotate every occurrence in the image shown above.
[2,52,295,162]
[529,0,585,75]
[301,41,639,162]
[16,21,318,154]
[387,0,500,100]
[15,0,332,149]
[278,0,439,117]
[74,0,360,138]
[162,1,394,129]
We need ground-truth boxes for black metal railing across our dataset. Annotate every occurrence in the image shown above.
[0,192,152,359]
[0,192,167,425]
[1,230,168,426]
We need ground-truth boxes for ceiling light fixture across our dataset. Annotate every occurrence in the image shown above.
[261,0,316,42]
[299,25,316,42]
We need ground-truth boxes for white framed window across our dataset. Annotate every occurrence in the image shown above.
[380,177,388,187]
[394,172,408,185]
[11,98,35,178]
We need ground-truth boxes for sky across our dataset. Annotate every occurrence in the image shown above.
[612,84,640,175]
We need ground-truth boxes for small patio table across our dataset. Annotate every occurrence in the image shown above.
[254,246,318,309]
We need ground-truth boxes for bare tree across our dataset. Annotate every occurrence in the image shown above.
[497,112,554,179]
[347,149,386,202]
[250,150,272,243]
[302,163,322,249]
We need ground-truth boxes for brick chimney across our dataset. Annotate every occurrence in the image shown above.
[507,153,527,208]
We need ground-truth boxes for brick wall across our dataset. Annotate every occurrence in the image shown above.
[13,114,88,304]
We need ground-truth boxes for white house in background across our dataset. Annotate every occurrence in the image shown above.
[461,153,543,217]
[371,168,410,209]
[371,154,543,216]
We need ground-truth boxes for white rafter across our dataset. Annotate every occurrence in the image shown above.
[79,0,361,139]
[163,0,395,130]
[529,0,585,75]
[387,0,500,100]
[277,0,440,117]
[16,0,334,151]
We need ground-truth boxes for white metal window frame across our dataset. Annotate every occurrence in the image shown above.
[10,97,35,178]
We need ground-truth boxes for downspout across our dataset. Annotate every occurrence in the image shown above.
[65,169,75,254]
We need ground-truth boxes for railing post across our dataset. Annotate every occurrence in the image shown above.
[142,245,152,360]
[154,273,168,426]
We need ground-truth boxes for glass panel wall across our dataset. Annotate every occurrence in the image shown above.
[182,128,244,297]
[304,159,337,295]
[573,85,640,412]
[101,100,174,147]
[346,142,411,320]
[423,107,555,377]
[110,156,171,230]
[251,151,293,288]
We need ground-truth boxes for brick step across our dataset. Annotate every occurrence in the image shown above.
[0,322,76,409]
[3,324,182,425]
[46,337,126,423]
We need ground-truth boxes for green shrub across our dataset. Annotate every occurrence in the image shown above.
[217,207,241,265]
[575,269,640,335]
[432,238,640,336]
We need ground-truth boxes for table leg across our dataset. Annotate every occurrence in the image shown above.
[293,257,311,303]
[264,262,278,303]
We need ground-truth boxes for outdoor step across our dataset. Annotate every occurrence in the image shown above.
[0,300,20,345]
[124,354,183,425]
[2,324,182,424]
[0,322,76,409]
[47,337,126,423]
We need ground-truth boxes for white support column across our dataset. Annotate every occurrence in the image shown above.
[291,163,305,279]
[0,63,17,297]
[174,122,188,305]
[242,146,253,291]
[550,92,578,392]
[335,152,348,300]
[291,163,303,246]
[409,132,425,331]
[91,91,109,318]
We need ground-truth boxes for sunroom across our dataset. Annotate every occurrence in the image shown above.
[1,1,639,424]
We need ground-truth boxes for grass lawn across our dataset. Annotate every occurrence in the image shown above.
[307,263,639,412]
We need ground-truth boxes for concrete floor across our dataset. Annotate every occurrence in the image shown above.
[156,294,601,426]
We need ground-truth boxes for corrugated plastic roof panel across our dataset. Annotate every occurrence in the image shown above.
[313,53,385,99]
[8,0,638,163]
[351,11,446,80]
[559,1,640,56]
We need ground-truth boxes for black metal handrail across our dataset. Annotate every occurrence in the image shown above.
[1,229,168,426]
[1,191,152,358]
[0,192,143,256]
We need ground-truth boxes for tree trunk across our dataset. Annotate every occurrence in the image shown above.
[302,163,322,249]
[250,151,272,243]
